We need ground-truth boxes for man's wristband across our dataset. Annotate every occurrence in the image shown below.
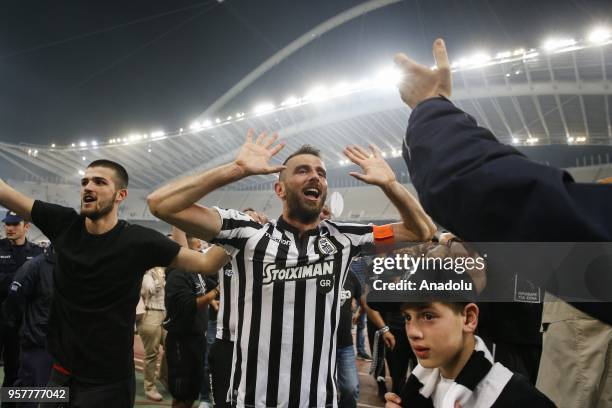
[380,325,390,334]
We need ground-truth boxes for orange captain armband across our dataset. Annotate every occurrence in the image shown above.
[598,177,612,184]
[373,224,394,242]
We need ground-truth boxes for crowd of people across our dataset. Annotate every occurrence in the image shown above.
[0,38,610,408]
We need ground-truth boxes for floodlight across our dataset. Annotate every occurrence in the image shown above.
[543,38,576,52]
[588,27,611,44]
[253,103,276,115]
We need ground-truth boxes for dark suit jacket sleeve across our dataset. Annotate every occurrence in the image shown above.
[2,257,41,327]
[403,97,612,242]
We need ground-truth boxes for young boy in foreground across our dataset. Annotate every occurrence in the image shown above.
[375,300,554,408]
[367,257,554,407]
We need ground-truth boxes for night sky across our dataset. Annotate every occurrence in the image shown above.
[1,0,610,146]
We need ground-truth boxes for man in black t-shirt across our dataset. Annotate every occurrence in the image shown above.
[164,234,219,408]
[0,160,227,408]
[363,256,416,401]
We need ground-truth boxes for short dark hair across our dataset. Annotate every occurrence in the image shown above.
[400,301,468,315]
[279,145,322,181]
[87,160,129,189]
[282,144,321,166]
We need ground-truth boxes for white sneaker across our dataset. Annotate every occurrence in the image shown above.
[145,389,163,402]
[199,401,212,408]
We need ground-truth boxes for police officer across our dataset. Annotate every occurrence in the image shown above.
[0,210,43,389]
[3,245,55,408]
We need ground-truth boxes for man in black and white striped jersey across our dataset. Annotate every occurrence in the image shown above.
[148,130,436,408]
[209,208,267,408]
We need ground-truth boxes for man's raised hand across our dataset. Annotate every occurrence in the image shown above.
[394,38,451,109]
[343,144,396,187]
[234,129,286,177]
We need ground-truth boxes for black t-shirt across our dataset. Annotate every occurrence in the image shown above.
[164,268,208,336]
[364,261,405,330]
[337,271,362,348]
[31,200,181,382]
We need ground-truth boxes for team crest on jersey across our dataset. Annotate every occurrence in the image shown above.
[223,265,234,277]
[318,237,337,255]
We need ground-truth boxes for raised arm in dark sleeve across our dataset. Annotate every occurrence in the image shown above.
[403,97,612,242]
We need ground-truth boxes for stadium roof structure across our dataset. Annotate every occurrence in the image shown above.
[1,32,611,190]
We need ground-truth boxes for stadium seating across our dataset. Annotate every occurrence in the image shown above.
[3,162,611,242]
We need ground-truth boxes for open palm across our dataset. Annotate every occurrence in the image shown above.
[343,144,396,186]
[234,129,286,176]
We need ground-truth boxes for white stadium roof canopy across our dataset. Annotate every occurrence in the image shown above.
[1,30,611,190]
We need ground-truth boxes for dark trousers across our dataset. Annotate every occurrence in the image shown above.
[166,332,205,404]
[200,319,216,402]
[40,366,135,408]
[0,324,20,387]
[208,338,234,408]
[0,325,20,408]
[366,320,376,356]
[13,347,53,408]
